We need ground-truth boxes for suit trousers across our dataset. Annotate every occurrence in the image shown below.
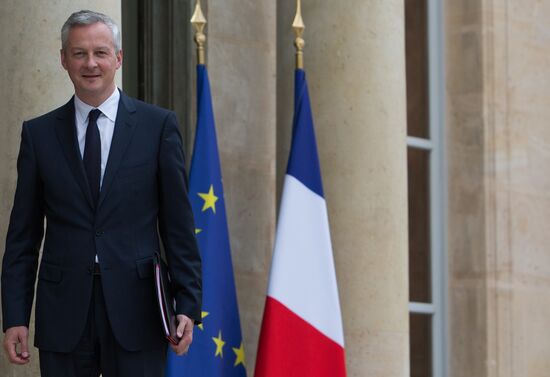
[39,272,167,377]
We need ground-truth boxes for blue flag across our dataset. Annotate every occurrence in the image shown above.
[166,65,247,377]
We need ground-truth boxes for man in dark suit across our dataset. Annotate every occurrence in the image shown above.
[1,10,202,377]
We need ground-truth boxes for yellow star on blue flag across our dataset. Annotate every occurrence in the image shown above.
[165,65,246,376]
[198,185,218,213]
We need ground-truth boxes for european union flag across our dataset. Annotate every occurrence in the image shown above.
[166,65,247,377]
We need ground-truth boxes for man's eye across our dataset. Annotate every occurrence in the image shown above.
[73,52,85,57]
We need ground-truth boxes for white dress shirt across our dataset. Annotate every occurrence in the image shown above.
[74,88,120,263]
[74,87,120,188]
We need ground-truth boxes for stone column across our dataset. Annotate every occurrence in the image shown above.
[447,1,550,376]
[277,2,409,376]
[0,2,121,376]
[207,0,277,371]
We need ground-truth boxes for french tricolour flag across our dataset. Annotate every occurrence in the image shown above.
[254,69,347,377]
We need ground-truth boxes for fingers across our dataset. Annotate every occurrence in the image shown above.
[171,315,194,356]
[176,314,193,339]
[170,330,192,355]
[176,317,187,339]
[20,332,30,360]
[3,326,30,365]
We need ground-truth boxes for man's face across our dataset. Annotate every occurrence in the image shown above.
[60,22,122,105]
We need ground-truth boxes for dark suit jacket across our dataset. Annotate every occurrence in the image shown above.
[1,91,202,352]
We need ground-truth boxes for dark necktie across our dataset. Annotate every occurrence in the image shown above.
[83,109,102,207]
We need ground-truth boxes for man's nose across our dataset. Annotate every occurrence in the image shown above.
[84,54,98,68]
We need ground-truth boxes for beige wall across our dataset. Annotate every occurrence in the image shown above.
[277,1,410,376]
[447,0,550,376]
[206,0,277,372]
[0,2,121,376]
[209,2,411,375]
[446,0,489,375]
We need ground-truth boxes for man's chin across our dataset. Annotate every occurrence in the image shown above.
[77,83,104,93]
[74,86,107,101]
[81,78,101,85]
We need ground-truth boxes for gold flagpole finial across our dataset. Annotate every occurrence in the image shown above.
[292,0,305,69]
[191,0,207,65]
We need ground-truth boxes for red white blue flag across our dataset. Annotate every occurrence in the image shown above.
[254,69,347,377]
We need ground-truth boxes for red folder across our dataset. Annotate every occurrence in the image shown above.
[153,253,180,345]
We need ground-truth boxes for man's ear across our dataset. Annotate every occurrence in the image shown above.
[60,49,68,70]
[116,49,123,70]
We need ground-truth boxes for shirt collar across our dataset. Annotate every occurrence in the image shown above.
[74,87,120,124]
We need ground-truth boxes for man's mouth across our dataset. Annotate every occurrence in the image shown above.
[82,74,101,79]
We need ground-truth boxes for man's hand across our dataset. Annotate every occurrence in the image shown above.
[3,326,30,365]
[171,314,194,356]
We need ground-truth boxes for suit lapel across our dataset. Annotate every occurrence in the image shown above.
[97,91,137,209]
[54,98,95,209]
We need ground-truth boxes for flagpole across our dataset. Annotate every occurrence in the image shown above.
[292,0,305,69]
[191,0,207,65]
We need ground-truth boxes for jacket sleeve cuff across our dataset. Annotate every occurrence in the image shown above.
[175,292,202,325]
